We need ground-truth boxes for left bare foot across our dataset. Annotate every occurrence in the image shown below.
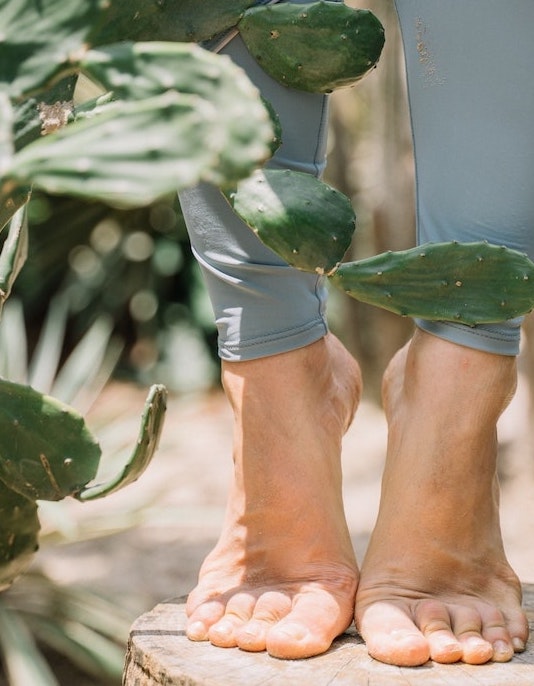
[355,331,529,666]
[186,334,362,658]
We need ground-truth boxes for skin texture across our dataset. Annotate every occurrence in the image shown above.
[185,329,529,664]
[186,333,363,658]
[356,329,529,665]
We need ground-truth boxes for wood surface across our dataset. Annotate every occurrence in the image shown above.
[123,584,534,685]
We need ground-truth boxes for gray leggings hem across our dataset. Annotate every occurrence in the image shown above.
[415,319,522,357]
[218,320,328,361]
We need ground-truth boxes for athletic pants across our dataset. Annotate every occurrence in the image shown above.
[179,0,534,360]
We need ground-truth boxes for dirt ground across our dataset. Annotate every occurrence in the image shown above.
[33,366,534,677]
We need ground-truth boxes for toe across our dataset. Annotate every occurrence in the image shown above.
[451,606,493,664]
[207,592,257,648]
[415,600,463,664]
[235,592,292,653]
[358,601,430,667]
[186,598,225,641]
[266,588,353,659]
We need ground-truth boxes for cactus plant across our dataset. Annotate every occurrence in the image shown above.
[239,1,385,93]
[227,170,534,324]
[92,0,259,45]
[225,168,355,274]
[0,0,275,593]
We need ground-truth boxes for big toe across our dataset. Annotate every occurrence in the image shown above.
[357,602,431,667]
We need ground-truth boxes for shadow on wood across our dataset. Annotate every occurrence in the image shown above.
[123,584,534,685]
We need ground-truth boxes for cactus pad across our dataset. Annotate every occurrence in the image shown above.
[226,168,355,274]
[77,384,167,501]
[239,1,385,93]
[92,0,258,45]
[330,242,534,324]
[0,0,107,99]
[81,42,277,187]
[0,481,39,590]
[0,380,101,501]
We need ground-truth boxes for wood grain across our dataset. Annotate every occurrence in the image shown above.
[123,584,534,685]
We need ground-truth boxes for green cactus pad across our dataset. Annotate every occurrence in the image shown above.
[4,92,248,208]
[330,242,534,324]
[92,0,257,45]
[226,168,355,274]
[77,384,167,501]
[0,0,107,99]
[0,379,101,501]
[0,480,39,590]
[239,1,385,93]
[81,42,277,186]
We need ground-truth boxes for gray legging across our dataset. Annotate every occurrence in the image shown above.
[180,0,534,360]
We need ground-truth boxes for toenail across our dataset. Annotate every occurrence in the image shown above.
[274,622,309,642]
[493,640,511,657]
[211,621,234,637]
[187,621,208,640]
[513,637,526,652]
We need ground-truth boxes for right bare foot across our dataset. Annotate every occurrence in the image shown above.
[356,331,529,666]
[186,334,362,659]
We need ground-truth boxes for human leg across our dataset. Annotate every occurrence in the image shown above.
[356,0,534,666]
[180,2,361,658]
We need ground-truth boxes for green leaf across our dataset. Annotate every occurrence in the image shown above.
[226,168,355,273]
[77,384,167,501]
[0,204,29,315]
[0,0,107,99]
[0,604,58,686]
[81,41,276,185]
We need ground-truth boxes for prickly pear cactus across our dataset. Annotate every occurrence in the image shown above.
[0,481,39,592]
[239,1,385,93]
[0,382,167,588]
[230,171,534,323]
[330,242,534,325]
[226,169,355,273]
[92,0,258,45]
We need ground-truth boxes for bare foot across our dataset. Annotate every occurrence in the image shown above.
[186,334,362,659]
[355,330,529,666]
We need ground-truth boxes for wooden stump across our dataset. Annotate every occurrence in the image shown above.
[123,584,534,685]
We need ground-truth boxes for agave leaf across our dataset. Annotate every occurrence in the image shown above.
[0,604,58,686]
[50,314,114,406]
[0,92,14,175]
[23,614,125,681]
[0,299,28,384]
[81,41,276,184]
[77,384,167,501]
[0,0,107,99]
[0,204,29,315]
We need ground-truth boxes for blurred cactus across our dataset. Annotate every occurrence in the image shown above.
[0,0,276,592]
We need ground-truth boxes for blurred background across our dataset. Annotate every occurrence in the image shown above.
[1,1,534,684]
